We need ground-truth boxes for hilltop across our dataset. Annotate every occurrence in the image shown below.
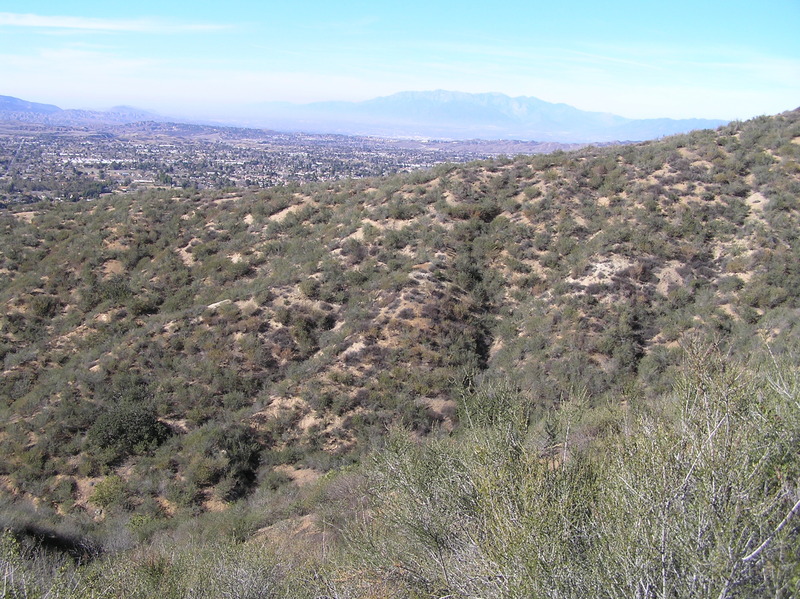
[0,109,799,597]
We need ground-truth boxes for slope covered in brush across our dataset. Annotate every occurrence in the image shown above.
[0,110,798,521]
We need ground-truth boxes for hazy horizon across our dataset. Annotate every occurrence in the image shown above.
[1,1,798,122]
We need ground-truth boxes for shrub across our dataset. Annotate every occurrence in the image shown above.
[90,475,130,510]
[88,401,170,460]
[29,294,59,318]
[346,345,800,597]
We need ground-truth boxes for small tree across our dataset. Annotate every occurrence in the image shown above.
[88,401,169,462]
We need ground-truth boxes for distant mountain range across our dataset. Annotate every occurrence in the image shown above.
[243,91,728,142]
[0,91,727,142]
[0,95,164,126]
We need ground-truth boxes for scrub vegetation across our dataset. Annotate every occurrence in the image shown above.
[1,109,799,597]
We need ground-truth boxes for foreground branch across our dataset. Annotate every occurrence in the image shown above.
[742,497,800,562]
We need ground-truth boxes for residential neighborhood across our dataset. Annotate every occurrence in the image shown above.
[0,120,578,204]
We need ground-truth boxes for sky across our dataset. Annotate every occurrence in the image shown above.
[0,0,798,121]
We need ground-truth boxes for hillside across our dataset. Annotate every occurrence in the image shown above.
[1,110,799,597]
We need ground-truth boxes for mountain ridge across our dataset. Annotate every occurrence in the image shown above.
[246,90,728,142]
[0,95,62,114]
[0,91,728,143]
[0,95,168,126]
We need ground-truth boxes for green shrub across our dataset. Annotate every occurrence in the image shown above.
[345,345,800,597]
[88,401,170,460]
[90,475,130,510]
[29,294,59,318]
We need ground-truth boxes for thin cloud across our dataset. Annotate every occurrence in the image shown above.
[0,12,228,33]
[302,15,381,34]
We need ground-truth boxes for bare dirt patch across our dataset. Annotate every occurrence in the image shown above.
[253,514,324,555]
[206,298,232,310]
[568,256,636,288]
[341,340,366,359]
[14,211,36,223]
[176,243,196,266]
[274,464,322,487]
[745,191,768,212]
[160,417,190,434]
[211,195,241,205]
[269,198,312,222]
[235,297,259,313]
[250,396,308,427]
[103,239,127,251]
[102,259,124,278]
[73,476,102,514]
[655,261,685,296]
[202,489,228,513]
[418,398,457,430]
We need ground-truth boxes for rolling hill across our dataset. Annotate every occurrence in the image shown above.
[0,109,798,597]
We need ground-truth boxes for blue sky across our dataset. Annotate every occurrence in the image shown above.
[1,0,798,120]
